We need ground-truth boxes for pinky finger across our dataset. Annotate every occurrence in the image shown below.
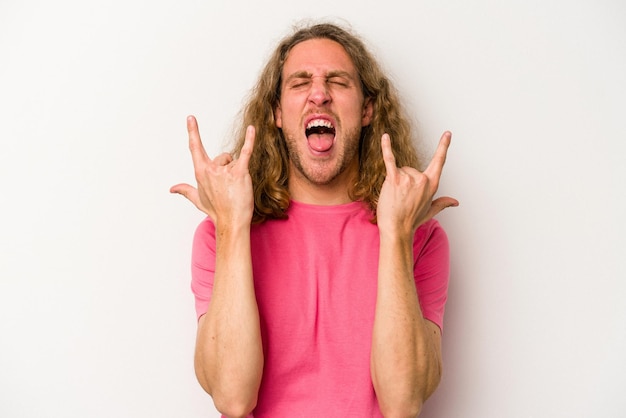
[380,133,397,178]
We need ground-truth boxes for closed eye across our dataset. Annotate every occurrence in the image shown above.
[288,77,311,89]
[327,77,350,87]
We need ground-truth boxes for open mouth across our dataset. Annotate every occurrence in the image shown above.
[305,119,336,152]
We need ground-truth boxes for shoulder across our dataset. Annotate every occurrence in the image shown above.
[413,219,449,259]
[414,219,449,252]
[193,216,216,239]
[192,217,216,264]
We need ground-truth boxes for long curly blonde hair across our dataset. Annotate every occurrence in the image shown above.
[230,22,420,224]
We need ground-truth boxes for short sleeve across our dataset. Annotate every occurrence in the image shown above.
[413,219,450,331]
[191,217,217,320]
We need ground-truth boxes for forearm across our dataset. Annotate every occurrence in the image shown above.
[195,224,263,417]
[371,232,442,418]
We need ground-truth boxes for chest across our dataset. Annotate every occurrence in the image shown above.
[249,215,380,344]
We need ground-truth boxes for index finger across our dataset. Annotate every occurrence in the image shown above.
[423,131,452,181]
[187,115,210,168]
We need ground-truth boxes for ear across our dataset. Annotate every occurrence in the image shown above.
[274,103,282,128]
[361,97,373,127]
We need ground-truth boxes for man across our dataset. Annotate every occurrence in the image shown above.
[171,22,458,418]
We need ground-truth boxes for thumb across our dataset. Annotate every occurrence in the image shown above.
[170,183,209,215]
[426,196,459,220]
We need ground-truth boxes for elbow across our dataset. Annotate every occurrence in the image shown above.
[376,365,441,418]
[213,395,257,418]
[194,362,258,418]
[379,398,424,418]
[196,383,257,418]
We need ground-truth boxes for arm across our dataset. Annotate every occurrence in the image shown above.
[195,221,263,418]
[172,117,263,418]
[371,132,457,417]
[372,230,444,417]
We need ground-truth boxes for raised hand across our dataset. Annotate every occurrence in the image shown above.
[170,116,255,228]
[376,132,458,237]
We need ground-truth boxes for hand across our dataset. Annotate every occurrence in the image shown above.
[170,116,255,228]
[376,131,458,236]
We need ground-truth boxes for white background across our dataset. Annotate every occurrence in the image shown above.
[1,0,625,417]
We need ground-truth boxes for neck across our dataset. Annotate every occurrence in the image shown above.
[288,162,358,206]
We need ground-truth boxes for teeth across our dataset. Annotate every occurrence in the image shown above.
[306,119,334,130]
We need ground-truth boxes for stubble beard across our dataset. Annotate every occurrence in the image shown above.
[285,127,362,186]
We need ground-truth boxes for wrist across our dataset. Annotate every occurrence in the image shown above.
[378,221,414,243]
[215,218,251,242]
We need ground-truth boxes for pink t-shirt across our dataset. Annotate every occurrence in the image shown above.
[191,200,450,417]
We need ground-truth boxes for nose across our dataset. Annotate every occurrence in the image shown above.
[308,76,331,106]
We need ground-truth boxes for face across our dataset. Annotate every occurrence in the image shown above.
[275,38,373,192]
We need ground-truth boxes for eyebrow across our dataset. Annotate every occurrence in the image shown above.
[284,70,356,83]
